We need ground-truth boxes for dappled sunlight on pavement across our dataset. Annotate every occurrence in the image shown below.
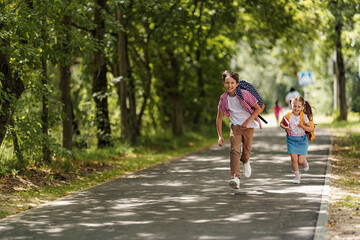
[0,128,332,240]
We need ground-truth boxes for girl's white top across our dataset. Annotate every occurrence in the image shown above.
[286,112,309,136]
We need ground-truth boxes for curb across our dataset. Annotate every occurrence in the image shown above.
[313,133,333,240]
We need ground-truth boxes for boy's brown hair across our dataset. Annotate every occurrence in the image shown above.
[222,70,239,83]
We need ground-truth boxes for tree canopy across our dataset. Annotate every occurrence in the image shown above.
[1,0,359,172]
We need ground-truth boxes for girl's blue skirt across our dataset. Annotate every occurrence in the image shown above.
[287,135,308,155]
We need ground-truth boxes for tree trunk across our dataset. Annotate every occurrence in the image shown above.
[40,18,51,161]
[58,62,73,150]
[335,23,347,120]
[115,6,129,139]
[0,24,25,146]
[171,93,184,136]
[193,1,205,125]
[58,12,73,150]
[93,0,112,148]
[10,120,24,168]
[136,58,152,135]
[71,100,86,149]
[157,50,184,136]
[168,51,184,136]
[115,6,138,144]
[41,58,51,162]
[133,22,153,137]
[128,70,137,144]
[193,49,205,125]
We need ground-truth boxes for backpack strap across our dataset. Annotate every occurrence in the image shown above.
[300,111,306,124]
[237,81,263,107]
[285,111,292,120]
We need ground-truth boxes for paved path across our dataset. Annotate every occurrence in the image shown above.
[0,127,332,240]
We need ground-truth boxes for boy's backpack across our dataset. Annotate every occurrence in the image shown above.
[236,81,267,124]
[285,110,315,142]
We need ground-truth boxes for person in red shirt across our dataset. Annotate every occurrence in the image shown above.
[273,100,282,124]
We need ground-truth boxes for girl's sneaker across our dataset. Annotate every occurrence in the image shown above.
[303,160,309,171]
[229,176,240,189]
[293,178,301,184]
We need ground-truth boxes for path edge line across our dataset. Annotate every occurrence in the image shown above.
[313,133,333,240]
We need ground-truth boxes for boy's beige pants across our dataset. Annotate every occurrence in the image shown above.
[230,125,254,178]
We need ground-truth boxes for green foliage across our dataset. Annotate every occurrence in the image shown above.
[321,112,360,129]
[0,210,11,219]
[337,195,359,209]
[0,146,19,177]
[349,133,360,158]
[348,76,360,113]
[75,143,133,163]
[1,0,360,174]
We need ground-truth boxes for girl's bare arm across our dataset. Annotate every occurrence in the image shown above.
[298,122,314,132]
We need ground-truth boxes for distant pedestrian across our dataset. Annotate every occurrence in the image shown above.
[280,95,314,184]
[285,87,300,108]
[273,100,282,123]
[216,70,264,190]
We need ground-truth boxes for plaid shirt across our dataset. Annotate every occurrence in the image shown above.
[218,89,262,129]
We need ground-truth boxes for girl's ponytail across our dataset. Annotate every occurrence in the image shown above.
[304,101,313,121]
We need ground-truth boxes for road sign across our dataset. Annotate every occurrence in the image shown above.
[299,71,312,86]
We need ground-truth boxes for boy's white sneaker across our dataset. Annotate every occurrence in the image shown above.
[229,177,240,189]
[243,162,252,178]
[303,160,309,172]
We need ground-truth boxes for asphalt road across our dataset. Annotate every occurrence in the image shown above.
[0,127,332,240]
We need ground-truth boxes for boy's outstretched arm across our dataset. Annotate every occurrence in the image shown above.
[216,110,224,147]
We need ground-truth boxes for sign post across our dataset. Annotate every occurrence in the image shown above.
[299,71,312,100]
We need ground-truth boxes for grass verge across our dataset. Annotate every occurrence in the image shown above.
[319,113,360,238]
